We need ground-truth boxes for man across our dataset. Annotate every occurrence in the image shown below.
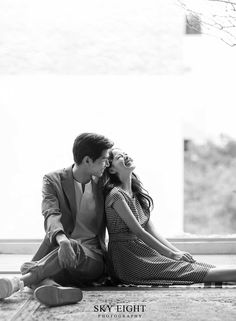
[0,133,113,306]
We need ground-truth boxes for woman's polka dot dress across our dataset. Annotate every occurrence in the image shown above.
[105,187,215,285]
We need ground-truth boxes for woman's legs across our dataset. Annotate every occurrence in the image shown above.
[203,266,236,282]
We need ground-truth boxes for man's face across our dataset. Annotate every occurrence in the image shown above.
[90,149,110,177]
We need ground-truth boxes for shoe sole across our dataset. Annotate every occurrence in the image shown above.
[34,285,83,307]
[0,278,13,299]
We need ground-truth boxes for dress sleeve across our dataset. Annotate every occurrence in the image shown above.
[106,188,125,208]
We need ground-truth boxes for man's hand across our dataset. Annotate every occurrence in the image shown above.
[172,251,196,263]
[58,239,77,269]
[56,233,77,269]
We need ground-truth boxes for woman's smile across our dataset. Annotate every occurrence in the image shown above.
[124,158,133,167]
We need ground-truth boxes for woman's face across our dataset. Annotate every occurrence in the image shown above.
[109,148,135,176]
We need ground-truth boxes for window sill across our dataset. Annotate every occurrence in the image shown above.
[1,237,236,255]
[169,237,236,254]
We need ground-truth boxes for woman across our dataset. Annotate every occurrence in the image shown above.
[103,148,236,285]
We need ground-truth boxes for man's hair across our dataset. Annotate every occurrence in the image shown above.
[73,133,113,165]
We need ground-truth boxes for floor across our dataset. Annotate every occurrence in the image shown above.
[1,255,236,321]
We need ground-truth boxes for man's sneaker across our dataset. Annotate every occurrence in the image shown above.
[34,285,83,307]
[0,277,24,299]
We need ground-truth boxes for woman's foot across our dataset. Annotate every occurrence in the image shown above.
[34,285,83,307]
[0,277,24,299]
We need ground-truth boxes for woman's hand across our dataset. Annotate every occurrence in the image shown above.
[172,251,196,263]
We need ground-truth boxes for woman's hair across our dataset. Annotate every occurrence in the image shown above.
[103,151,154,216]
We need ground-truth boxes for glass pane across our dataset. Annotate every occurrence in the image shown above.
[182,4,236,236]
[184,137,236,235]
[0,77,183,239]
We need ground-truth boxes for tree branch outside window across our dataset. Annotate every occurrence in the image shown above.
[177,0,236,46]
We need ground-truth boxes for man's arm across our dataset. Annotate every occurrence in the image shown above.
[42,175,66,244]
[56,232,78,269]
[42,175,77,268]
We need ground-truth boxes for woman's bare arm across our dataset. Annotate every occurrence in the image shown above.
[145,219,179,252]
[113,199,177,260]
[145,218,195,263]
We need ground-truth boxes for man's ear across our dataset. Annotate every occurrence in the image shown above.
[108,167,116,174]
[83,156,92,165]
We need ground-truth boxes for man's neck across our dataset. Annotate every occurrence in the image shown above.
[72,164,91,184]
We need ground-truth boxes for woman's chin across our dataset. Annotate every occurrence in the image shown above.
[127,164,135,171]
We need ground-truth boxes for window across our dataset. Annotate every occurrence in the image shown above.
[184,137,236,235]
[0,77,184,240]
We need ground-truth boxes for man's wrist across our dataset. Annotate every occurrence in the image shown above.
[56,232,70,245]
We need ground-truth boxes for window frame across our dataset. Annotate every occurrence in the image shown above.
[1,237,236,255]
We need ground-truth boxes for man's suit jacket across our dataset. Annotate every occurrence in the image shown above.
[32,165,106,261]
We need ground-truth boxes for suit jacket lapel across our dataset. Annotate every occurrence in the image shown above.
[61,165,77,224]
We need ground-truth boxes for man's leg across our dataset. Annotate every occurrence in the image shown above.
[0,245,82,306]
[21,248,62,285]
[67,250,104,286]
[20,247,62,293]
[34,242,104,306]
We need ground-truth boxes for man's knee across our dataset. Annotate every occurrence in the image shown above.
[81,256,104,280]
[68,256,104,282]
[67,240,104,280]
